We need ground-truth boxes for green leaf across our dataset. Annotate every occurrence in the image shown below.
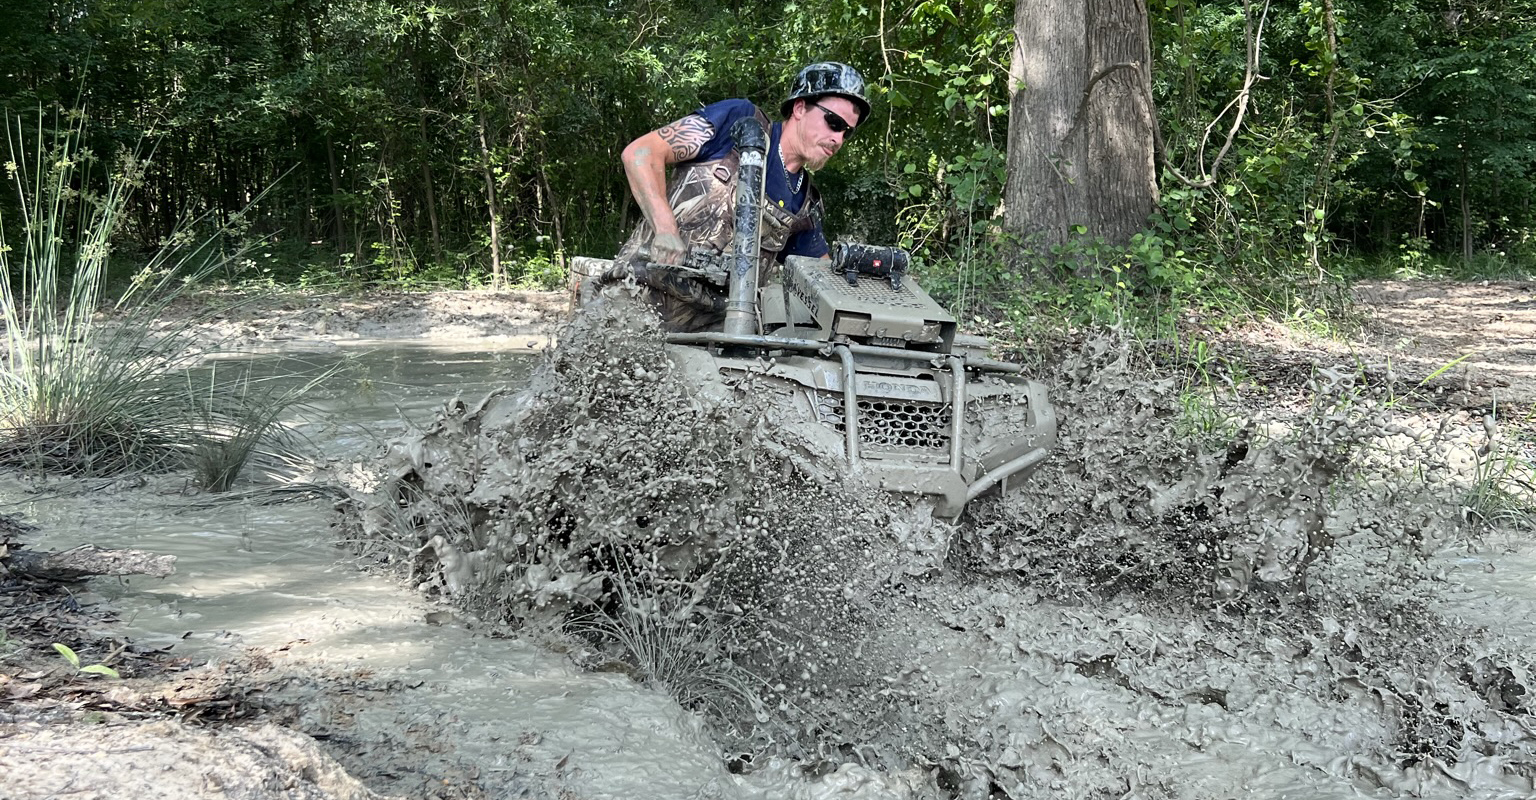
[53,643,80,669]
[908,184,924,197]
[904,162,917,174]
[1313,208,1325,220]
[79,664,121,679]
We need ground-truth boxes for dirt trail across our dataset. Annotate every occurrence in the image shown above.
[1220,279,1536,409]
[1353,279,1536,403]
[4,280,1535,799]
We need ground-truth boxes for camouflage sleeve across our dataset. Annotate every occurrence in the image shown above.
[649,271,726,312]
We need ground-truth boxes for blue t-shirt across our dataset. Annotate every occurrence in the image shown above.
[690,99,829,260]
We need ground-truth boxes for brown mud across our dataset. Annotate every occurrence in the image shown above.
[150,287,568,352]
[4,281,1536,799]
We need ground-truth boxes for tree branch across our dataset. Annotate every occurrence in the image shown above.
[1059,61,1143,150]
[4,544,176,582]
[1170,0,1272,189]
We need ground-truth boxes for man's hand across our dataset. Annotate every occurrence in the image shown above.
[649,232,687,266]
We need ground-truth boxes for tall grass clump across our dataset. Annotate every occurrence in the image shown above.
[567,550,762,723]
[185,362,339,491]
[0,112,316,486]
[1460,405,1536,530]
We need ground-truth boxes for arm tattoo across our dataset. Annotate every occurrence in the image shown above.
[656,115,714,161]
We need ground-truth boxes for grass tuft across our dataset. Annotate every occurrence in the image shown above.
[0,111,320,484]
[568,551,762,723]
[185,362,337,491]
[1461,406,1536,530]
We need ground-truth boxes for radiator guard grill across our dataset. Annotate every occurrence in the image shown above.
[814,391,952,456]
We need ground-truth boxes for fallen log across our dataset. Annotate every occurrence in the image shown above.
[2,513,176,583]
[3,544,176,582]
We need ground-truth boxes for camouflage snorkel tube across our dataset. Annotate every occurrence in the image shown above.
[723,116,768,336]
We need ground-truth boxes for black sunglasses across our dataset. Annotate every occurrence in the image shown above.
[810,102,857,136]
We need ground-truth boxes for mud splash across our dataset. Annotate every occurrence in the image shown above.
[946,334,1536,797]
[346,296,1536,798]
[346,292,927,764]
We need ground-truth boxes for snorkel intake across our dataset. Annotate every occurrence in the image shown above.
[723,116,768,336]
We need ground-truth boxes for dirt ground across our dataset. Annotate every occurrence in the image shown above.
[1230,279,1536,408]
[2,279,1533,799]
[1352,279,1536,401]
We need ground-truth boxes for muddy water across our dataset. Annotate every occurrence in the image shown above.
[8,341,1536,800]
[2,346,796,800]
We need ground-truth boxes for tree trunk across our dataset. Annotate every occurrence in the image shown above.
[419,113,443,264]
[1461,151,1473,266]
[474,78,505,288]
[1003,0,1159,258]
[539,162,566,273]
[326,133,348,256]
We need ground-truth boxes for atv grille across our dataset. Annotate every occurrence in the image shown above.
[815,391,952,455]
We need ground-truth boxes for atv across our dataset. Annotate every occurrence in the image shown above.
[572,119,1057,517]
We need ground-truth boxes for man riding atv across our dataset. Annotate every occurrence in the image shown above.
[606,61,869,332]
[582,61,1057,519]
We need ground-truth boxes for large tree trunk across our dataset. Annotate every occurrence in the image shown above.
[1004,0,1160,256]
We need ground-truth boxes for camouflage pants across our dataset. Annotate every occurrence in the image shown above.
[598,263,727,333]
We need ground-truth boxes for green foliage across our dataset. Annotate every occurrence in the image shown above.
[51,643,121,679]
[1151,0,1536,282]
[1,0,1531,305]
[0,114,319,483]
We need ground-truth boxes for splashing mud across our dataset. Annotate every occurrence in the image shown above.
[345,292,923,762]
[344,293,1536,799]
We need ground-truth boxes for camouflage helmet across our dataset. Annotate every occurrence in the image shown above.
[780,62,870,124]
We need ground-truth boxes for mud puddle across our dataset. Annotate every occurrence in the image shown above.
[8,316,1536,799]
[1,346,784,799]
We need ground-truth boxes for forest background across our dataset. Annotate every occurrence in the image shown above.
[2,0,1533,328]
